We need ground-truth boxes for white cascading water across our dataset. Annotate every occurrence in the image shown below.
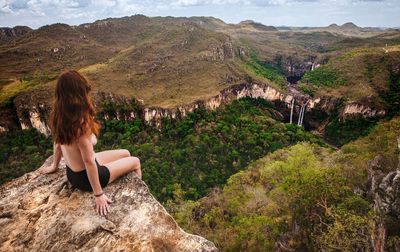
[297,105,304,126]
[297,101,308,126]
[290,98,295,124]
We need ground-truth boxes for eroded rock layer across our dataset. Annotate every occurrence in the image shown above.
[0,156,218,252]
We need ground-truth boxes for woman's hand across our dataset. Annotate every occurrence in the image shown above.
[95,194,113,216]
[38,165,59,174]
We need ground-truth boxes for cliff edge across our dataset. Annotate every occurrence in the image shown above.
[0,156,218,251]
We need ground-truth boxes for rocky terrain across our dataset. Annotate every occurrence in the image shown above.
[368,152,400,252]
[0,26,32,42]
[0,155,217,252]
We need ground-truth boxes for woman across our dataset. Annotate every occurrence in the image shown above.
[38,70,142,216]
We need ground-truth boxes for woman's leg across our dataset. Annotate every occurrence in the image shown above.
[95,149,130,165]
[104,156,142,184]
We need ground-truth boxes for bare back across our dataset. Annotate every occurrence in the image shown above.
[61,133,97,172]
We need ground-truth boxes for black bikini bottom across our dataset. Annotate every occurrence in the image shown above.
[66,158,110,192]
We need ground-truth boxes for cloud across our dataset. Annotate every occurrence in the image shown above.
[1,0,14,13]
[0,0,391,14]
[168,0,383,7]
[0,0,397,28]
[9,0,145,16]
[170,0,243,6]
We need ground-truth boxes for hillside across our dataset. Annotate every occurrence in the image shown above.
[0,15,250,109]
[1,15,399,110]
[0,26,32,42]
[171,116,400,251]
[300,45,400,100]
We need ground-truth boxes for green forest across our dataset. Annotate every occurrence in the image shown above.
[95,97,324,202]
[1,97,399,251]
[170,116,400,251]
[0,98,322,201]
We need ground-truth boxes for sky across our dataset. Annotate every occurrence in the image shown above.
[0,0,399,29]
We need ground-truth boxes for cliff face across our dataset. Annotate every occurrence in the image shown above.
[368,153,400,252]
[343,103,386,118]
[7,81,386,135]
[0,156,218,252]
[283,58,316,84]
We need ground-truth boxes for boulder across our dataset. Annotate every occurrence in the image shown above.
[0,156,218,251]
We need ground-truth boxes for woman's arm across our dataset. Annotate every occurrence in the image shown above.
[52,142,62,169]
[38,142,62,174]
[77,133,103,195]
[77,133,113,216]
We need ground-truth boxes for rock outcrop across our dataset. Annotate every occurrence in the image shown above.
[343,102,386,118]
[0,26,32,42]
[367,137,400,252]
[0,156,218,252]
[6,81,386,135]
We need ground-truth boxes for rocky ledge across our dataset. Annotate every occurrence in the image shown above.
[0,156,218,252]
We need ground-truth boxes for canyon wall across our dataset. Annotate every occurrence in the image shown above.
[7,81,386,136]
[367,138,400,252]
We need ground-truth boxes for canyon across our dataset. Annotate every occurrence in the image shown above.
[1,14,399,251]
[7,81,385,138]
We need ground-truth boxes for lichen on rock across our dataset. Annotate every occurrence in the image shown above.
[0,156,218,252]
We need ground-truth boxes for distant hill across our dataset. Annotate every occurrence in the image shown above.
[277,22,384,37]
[0,26,32,42]
[340,22,359,29]
[188,17,278,32]
[186,16,229,31]
[237,20,278,32]
[327,23,339,28]
[0,15,249,108]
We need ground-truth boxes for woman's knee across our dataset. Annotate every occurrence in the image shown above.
[121,149,131,158]
[129,156,140,170]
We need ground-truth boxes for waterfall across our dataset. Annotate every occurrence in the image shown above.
[297,105,304,126]
[290,98,295,124]
[300,104,305,126]
[297,101,308,126]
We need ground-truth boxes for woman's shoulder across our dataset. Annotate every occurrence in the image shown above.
[90,133,97,145]
[75,129,95,142]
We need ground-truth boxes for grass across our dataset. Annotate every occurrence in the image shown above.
[80,62,109,74]
[241,50,287,89]
[300,45,400,109]
[297,83,317,96]
[302,65,345,87]
[0,80,27,105]
[0,72,57,106]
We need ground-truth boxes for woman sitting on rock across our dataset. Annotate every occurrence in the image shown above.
[38,70,142,216]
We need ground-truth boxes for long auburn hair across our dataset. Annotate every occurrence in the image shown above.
[49,70,100,145]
